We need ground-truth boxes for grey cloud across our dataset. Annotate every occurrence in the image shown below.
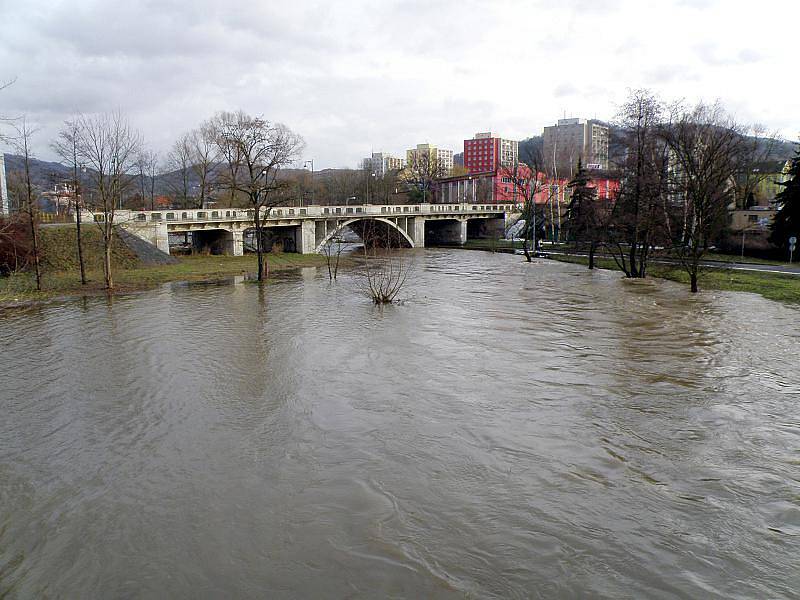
[643,64,697,85]
[693,43,764,67]
[554,83,579,98]
[0,0,794,167]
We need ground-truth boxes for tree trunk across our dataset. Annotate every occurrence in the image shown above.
[588,241,596,270]
[628,242,639,278]
[76,208,86,285]
[255,210,265,282]
[690,271,698,293]
[103,224,114,290]
[28,209,42,291]
[256,234,264,281]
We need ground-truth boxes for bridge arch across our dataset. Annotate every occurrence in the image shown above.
[315,217,414,253]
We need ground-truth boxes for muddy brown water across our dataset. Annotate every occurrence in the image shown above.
[1,249,798,599]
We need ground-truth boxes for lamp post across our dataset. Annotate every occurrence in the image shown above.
[366,171,376,204]
[303,160,314,207]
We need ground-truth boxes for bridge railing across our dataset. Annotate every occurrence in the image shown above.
[107,203,515,225]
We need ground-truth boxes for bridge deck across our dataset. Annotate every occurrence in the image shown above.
[116,202,515,228]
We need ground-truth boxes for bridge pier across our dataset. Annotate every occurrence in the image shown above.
[297,220,316,254]
[223,230,244,256]
[457,220,467,244]
[411,217,425,247]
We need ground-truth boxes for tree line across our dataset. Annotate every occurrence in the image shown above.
[511,90,791,293]
[1,109,305,289]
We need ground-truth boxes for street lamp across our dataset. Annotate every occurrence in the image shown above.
[366,171,376,204]
[303,160,314,207]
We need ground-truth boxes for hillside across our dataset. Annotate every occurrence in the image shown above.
[3,154,73,191]
[0,153,335,198]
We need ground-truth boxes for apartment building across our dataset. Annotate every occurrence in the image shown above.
[542,118,609,176]
[406,143,454,174]
[362,152,406,177]
[463,132,519,173]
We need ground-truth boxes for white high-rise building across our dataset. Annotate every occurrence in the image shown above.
[0,153,9,214]
[362,152,406,176]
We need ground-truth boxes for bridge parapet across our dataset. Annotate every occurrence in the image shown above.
[108,202,514,225]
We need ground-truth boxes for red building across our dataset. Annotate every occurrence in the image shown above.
[437,163,533,205]
[533,174,619,205]
[463,132,519,174]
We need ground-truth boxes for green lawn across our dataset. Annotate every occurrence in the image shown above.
[550,254,800,304]
[0,253,328,305]
[463,239,523,251]
[702,252,790,266]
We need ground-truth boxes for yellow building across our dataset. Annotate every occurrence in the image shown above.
[406,144,454,174]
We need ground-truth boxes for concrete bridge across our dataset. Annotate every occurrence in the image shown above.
[113,202,514,255]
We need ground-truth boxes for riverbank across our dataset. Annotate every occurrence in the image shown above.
[0,253,329,306]
[550,254,800,304]
[461,239,800,303]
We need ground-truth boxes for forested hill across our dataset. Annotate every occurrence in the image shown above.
[0,153,359,198]
[2,153,73,191]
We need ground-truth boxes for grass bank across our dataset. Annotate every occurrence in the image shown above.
[463,239,523,251]
[1,227,328,305]
[550,254,800,304]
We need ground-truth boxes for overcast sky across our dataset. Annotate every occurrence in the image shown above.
[1,0,797,169]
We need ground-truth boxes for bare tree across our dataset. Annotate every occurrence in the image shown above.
[189,124,219,208]
[317,169,361,205]
[0,211,32,275]
[605,89,671,278]
[321,230,346,280]
[0,77,16,128]
[499,145,546,261]
[52,117,88,284]
[76,111,141,290]
[166,133,192,208]
[733,124,781,209]
[402,152,448,203]
[357,223,412,304]
[135,148,159,210]
[660,101,747,293]
[9,118,42,290]
[211,110,304,281]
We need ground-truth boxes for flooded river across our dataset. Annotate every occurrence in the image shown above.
[1,250,798,598]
